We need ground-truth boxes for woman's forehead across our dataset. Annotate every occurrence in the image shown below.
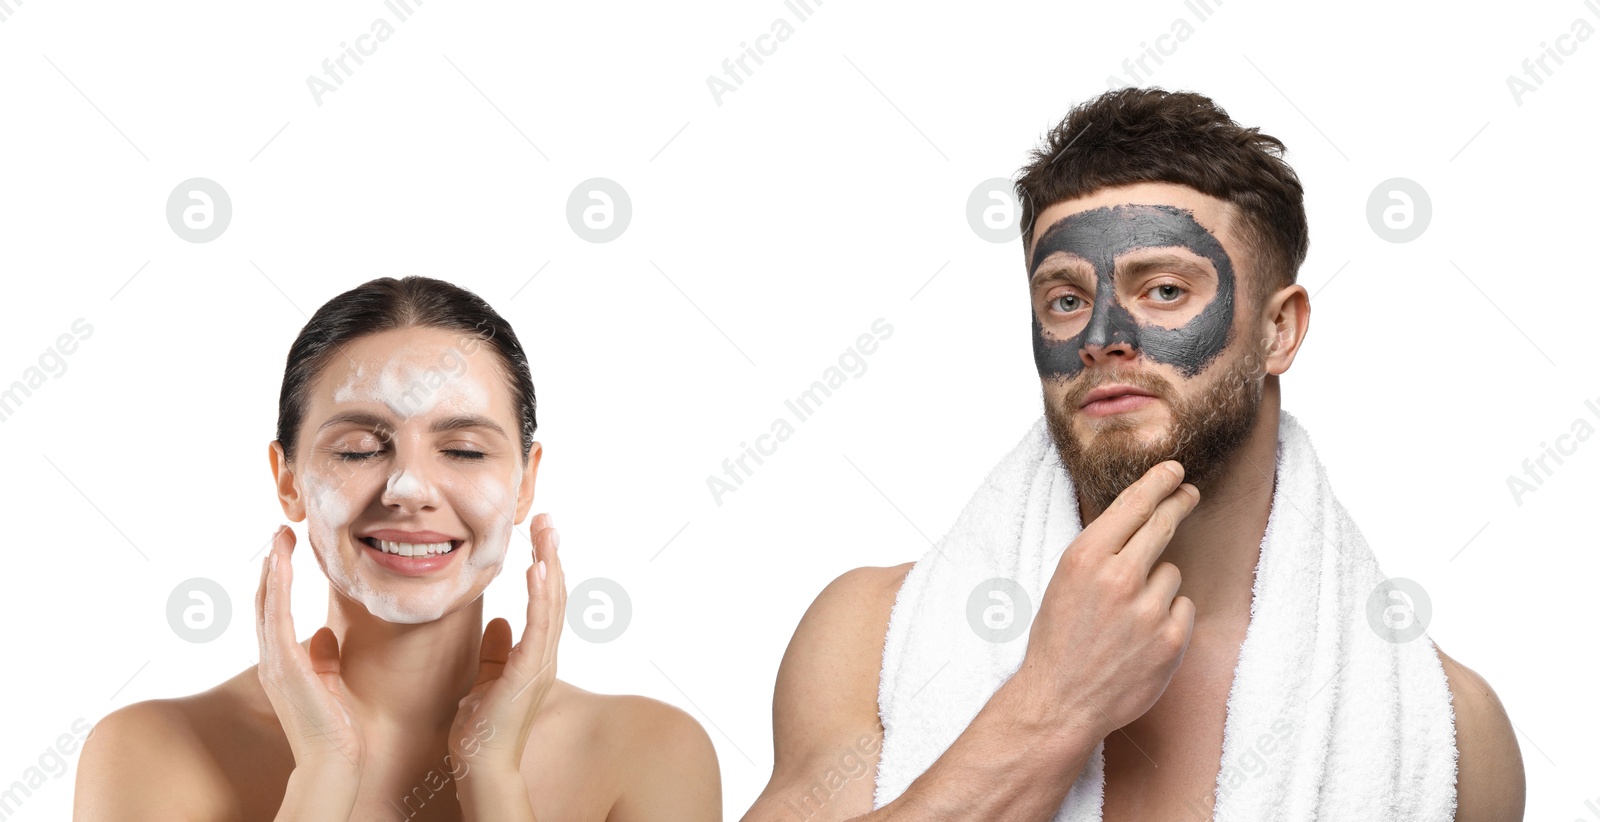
[309,327,513,425]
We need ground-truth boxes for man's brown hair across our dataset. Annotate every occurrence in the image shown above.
[1014,87,1309,300]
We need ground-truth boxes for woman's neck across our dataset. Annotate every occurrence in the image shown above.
[324,592,486,738]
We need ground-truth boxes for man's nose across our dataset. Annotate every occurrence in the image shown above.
[1079,302,1139,368]
[1079,338,1137,369]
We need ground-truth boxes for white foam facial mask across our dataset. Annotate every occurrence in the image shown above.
[333,344,488,420]
[299,335,523,624]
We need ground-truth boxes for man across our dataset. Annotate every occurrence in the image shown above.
[742,88,1525,821]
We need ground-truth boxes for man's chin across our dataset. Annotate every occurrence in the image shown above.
[1077,430,1168,462]
[1047,400,1185,513]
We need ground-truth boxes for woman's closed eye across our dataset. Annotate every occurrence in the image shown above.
[333,448,489,461]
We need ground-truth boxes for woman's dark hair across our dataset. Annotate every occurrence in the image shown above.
[275,276,537,463]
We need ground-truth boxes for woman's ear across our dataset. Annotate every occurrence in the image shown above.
[269,441,307,522]
[514,441,543,524]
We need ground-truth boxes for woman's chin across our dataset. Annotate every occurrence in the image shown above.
[348,584,478,625]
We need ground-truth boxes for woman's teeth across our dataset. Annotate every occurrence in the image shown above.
[364,537,455,557]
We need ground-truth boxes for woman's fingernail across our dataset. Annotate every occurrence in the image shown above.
[271,552,278,572]
[537,560,547,581]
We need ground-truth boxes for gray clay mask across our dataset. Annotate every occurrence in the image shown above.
[1029,203,1237,380]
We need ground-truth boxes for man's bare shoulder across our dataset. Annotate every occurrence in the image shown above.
[769,562,915,686]
[741,564,914,820]
[788,562,916,677]
[75,669,280,821]
[808,562,916,637]
[1434,644,1526,822]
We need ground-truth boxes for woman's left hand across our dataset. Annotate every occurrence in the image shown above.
[448,512,566,782]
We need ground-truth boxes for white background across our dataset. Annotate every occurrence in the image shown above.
[2,0,1597,818]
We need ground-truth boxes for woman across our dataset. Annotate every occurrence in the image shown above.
[74,276,722,821]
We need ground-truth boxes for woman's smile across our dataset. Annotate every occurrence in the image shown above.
[356,527,470,578]
[287,323,534,624]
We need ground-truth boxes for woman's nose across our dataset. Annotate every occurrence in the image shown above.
[381,463,438,512]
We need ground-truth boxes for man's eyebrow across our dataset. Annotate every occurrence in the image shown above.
[1029,254,1094,286]
[430,414,507,438]
[1115,251,1217,280]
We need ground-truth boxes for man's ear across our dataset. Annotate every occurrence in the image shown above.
[269,441,307,522]
[513,441,543,524]
[1260,283,1311,376]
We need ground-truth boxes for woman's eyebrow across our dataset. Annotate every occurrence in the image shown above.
[430,414,507,438]
[318,410,391,432]
[317,410,506,439]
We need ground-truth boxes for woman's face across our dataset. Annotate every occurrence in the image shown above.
[278,325,538,624]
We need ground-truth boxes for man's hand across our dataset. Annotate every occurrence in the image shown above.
[1010,459,1200,747]
[744,461,1201,822]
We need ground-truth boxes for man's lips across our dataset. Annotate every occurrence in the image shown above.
[1079,384,1159,417]
[1080,384,1158,408]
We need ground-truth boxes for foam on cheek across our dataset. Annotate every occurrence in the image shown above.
[471,466,520,572]
[299,469,373,617]
[358,464,520,625]
[300,466,446,624]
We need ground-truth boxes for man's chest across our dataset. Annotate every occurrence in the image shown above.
[1099,632,1246,822]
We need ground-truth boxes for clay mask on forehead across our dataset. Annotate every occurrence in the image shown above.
[1029,203,1237,379]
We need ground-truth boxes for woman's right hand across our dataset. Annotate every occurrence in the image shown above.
[256,525,366,777]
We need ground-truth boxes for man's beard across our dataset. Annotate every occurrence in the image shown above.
[1045,345,1266,515]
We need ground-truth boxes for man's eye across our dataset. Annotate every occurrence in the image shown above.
[1148,284,1184,302]
[1052,294,1085,312]
[446,449,488,461]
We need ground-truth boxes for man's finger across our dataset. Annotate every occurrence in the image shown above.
[1119,483,1200,574]
[1086,460,1187,550]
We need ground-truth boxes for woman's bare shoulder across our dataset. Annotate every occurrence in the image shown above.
[74,667,290,821]
[536,679,721,821]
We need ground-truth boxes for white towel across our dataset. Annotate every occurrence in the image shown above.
[873,411,1458,820]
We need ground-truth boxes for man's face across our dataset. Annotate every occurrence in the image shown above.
[1027,182,1269,513]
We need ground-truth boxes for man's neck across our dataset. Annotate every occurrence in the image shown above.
[1080,386,1284,625]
